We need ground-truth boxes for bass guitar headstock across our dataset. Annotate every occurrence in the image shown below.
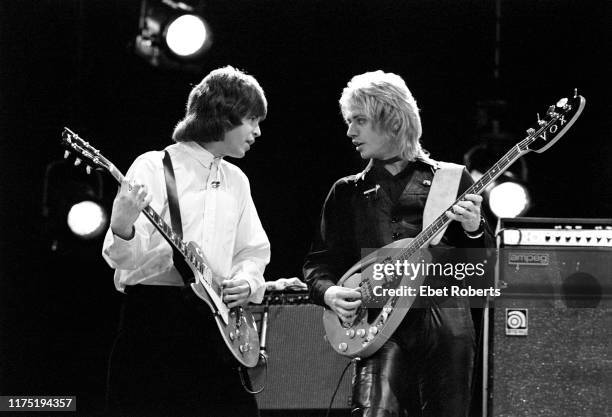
[521,89,585,154]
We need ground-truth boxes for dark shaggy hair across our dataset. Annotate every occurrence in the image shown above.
[172,66,267,143]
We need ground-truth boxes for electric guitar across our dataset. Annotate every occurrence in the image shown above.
[61,129,260,367]
[323,91,586,358]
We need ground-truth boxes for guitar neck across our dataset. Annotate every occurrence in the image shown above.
[405,142,529,253]
[414,104,579,252]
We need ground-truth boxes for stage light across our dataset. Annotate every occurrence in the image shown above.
[464,142,531,219]
[165,14,208,57]
[487,176,531,218]
[67,201,107,239]
[42,160,108,253]
[135,0,212,70]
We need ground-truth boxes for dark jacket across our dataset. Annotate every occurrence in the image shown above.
[303,159,495,306]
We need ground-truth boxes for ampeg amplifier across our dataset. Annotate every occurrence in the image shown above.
[488,217,612,417]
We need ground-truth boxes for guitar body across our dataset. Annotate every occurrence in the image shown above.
[323,238,431,358]
[176,242,260,368]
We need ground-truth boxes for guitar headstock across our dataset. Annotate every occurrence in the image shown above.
[61,127,113,174]
[520,90,585,154]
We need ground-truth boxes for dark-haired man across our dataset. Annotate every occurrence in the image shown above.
[102,66,269,417]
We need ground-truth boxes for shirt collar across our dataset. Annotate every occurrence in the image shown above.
[179,141,222,169]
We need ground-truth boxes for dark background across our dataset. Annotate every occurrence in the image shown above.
[0,0,609,415]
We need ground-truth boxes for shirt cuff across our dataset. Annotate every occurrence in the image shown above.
[102,227,142,269]
[230,260,266,304]
[244,274,266,304]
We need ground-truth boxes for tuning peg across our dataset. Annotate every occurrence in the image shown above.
[85,165,92,174]
[546,105,555,115]
[556,97,568,108]
[536,113,546,126]
[74,158,82,166]
[63,150,70,159]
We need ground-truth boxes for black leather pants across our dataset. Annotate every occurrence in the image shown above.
[350,297,476,417]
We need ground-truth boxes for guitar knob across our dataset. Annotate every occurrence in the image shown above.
[235,329,241,339]
[229,332,235,341]
[239,344,250,353]
[338,343,348,352]
[357,329,366,338]
[369,326,379,335]
[346,329,356,339]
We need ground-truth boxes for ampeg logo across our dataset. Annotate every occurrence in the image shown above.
[505,309,528,336]
[508,252,550,266]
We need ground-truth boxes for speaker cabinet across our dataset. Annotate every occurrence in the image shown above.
[489,246,612,417]
[248,304,353,410]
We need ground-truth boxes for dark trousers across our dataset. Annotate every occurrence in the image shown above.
[105,285,259,417]
[351,297,476,417]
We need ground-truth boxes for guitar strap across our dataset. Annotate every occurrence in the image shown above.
[162,150,193,285]
[422,161,464,246]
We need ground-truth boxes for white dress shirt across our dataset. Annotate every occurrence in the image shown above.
[102,141,269,304]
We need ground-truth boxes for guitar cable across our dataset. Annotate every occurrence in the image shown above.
[238,354,267,395]
[238,303,270,394]
[325,357,359,417]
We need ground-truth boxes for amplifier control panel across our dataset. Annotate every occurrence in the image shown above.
[500,218,612,247]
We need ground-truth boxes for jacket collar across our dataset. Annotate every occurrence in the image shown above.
[356,156,438,182]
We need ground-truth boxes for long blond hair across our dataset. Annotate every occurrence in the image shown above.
[339,70,428,161]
